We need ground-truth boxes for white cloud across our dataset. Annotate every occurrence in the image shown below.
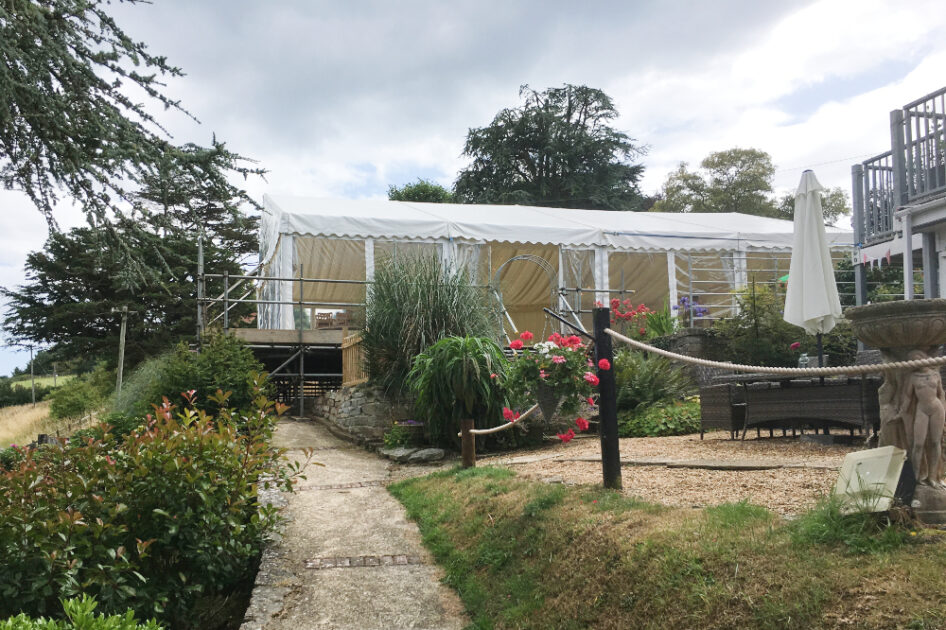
[2,0,946,373]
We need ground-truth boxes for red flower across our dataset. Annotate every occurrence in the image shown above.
[557,429,576,444]
[575,417,590,431]
[639,327,646,336]
[586,396,596,406]
[490,373,497,379]
[597,358,611,371]
[510,339,523,350]
[520,330,534,341]
[503,407,520,422]
[548,332,563,346]
[790,342,801,350]
[564,335,582,348]
[583,372,600,386]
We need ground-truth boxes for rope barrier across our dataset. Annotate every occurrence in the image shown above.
[459,404,541,437]
[604,328,946,376]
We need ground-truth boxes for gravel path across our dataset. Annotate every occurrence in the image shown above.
[484,431,863,515]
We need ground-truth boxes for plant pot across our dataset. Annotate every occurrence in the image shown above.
[535,381,563,423]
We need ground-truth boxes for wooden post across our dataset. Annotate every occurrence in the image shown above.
[594,307,622,489]
[461,418,475,468]
[29,345,35,406]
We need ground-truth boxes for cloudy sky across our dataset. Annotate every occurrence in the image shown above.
[2,0,945,374]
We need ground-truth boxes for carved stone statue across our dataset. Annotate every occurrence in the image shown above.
[847,299,946,522]
[876,348,946,486]
[900,351,945,486]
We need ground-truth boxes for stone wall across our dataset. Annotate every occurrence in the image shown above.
[652,327,726,386]
[312,384,410,444]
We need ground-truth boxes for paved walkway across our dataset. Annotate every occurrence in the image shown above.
[241,419,468,630]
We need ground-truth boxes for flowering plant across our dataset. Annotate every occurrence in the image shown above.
[672,295,709,326]
[504,331,596,438]
[608,298,652,338]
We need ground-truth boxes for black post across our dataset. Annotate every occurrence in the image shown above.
[594,307,622,489]
[817,332,825,385]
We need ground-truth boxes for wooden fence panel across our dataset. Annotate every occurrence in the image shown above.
[342,333,368,387]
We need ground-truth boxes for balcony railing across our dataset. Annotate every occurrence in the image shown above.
[854,86,946,245]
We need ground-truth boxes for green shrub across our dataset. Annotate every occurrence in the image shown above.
[0,445,24,471]
[0,379,53,408]
[408,336,507,448]
[614,349,691,414]
[383,423,411,448]
[48,381,100,419]
[644,301,678,338]
[0,595,161,629]
[48,364,114,420]
[618,399,700,437]
[711,284,799,367]
[0,378,298,628]
[362,254,496,398]
[111,335,263,420]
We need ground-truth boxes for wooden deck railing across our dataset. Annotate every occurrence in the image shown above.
[341,332,368,387]
[855,86,946,245]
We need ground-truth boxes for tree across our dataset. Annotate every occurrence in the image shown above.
[2,142,258,369]
[652,148,777,216]
[0,0,211,225]
[453,84,646,210]
[775,186,851,226]
[388,178,455,203]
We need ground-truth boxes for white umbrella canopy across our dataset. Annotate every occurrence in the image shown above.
[783,170,842,336]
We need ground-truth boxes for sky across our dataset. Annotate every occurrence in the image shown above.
[2,0,946,375]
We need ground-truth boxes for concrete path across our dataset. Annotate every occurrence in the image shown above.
[241,419,468,630]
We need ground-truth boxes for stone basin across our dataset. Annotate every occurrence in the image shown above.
[845,298,946,350]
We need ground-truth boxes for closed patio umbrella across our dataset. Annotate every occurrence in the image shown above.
[783,170,842,371]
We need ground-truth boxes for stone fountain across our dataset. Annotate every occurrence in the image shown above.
[846,299,946,523]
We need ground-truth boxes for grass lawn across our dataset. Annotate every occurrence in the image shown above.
[390,467,946,630]
[9,374,75,389]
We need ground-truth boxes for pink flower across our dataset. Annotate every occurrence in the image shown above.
[575,417,589,431]
[597,358,611,371]
[502,407,520,422]
[510,339,523,350]
[552,355,566,364]
[583,372,600,386]
[790,342,801,351]
[490,373,497,380]
[549,332,564,346]
[557,429,576,444]
[519,330,534,341]
[586,396,595,406]
[639,327,646,336]
[539,369,548,379]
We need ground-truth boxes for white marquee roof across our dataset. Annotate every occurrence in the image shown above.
[261,194,854,261]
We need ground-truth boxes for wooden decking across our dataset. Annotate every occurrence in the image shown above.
[229,328,345,347]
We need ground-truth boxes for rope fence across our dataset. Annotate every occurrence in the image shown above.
[604,328,946,376]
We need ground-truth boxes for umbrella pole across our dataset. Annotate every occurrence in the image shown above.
[817,332,825,385]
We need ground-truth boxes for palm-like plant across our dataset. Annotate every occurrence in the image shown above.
[407,336,508,448]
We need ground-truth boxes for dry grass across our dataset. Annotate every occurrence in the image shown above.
[0,401,91,447]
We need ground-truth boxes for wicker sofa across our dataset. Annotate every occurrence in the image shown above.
[700,376,881,439]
